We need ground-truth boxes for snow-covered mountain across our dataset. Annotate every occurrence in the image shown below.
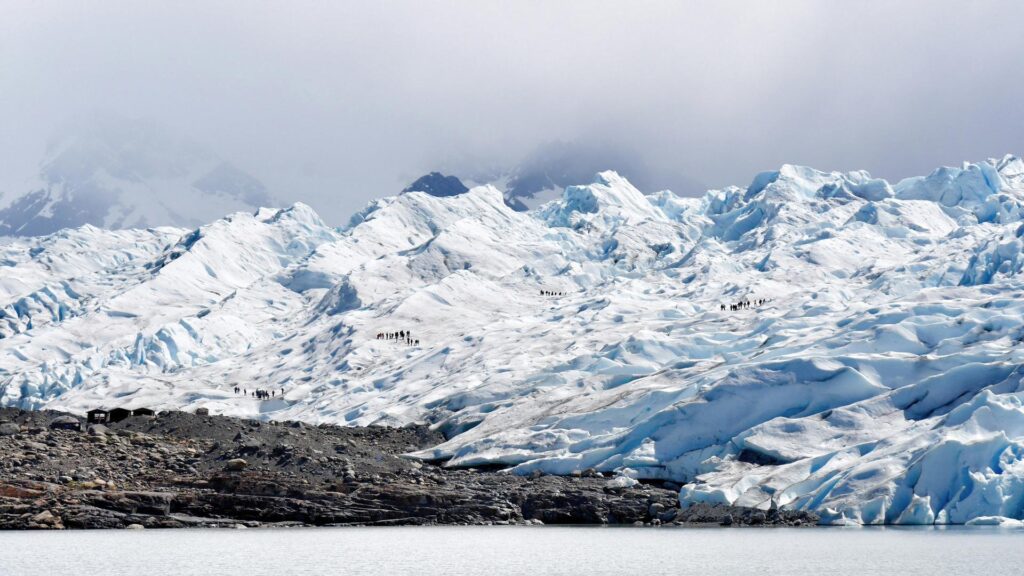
[4,156,1024,525]
[0,116,275,236]
[456,141,703,211]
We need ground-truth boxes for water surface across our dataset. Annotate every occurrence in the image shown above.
[1,526,1020,576]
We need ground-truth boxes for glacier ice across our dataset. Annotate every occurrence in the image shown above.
[5,155,1024,524]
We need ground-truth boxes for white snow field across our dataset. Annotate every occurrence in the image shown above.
[4,157,1024,525]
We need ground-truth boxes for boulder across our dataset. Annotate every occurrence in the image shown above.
[0,482,44,499]
[0,421,20,436]
[49,415,82,431]
[236,436,262,455]
[648,502,665,517]
[31,510,60,526]
[225,458,248,471]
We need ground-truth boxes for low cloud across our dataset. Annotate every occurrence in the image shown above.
[2,1,1023,223]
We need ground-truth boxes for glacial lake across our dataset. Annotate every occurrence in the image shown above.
[1,526,1022,576]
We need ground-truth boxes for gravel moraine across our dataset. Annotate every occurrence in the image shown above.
[0,408,817,529]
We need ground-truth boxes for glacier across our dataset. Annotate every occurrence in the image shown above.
[4,156,1024,525]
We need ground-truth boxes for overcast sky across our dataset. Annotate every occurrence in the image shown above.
[2,1,1024,222]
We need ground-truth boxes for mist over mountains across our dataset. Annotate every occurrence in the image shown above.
[445,141,706,212]
[1,119,707,235]
[0,116,275,236]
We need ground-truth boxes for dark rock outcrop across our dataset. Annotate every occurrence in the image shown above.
[0,408,817,529]
[402,173,469,198]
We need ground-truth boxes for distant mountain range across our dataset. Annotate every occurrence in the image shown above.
[1,123,702,238]
[411,141,706,211]
[0,116,275,236]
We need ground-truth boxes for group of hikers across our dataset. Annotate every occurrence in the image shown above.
[540,290,567,296]
[233,386,284,400]
[721,298,768,311]
[376,330,419,346]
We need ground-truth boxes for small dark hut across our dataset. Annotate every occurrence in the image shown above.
[108,407,132,423]
[132,408,155,417]
[86,409,109,424]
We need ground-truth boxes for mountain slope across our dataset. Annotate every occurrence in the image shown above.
[0,116,276,236]
[4,156,1024,525]
[455,141,704,211]
[402,172,470,197]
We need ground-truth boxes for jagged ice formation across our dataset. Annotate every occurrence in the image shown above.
[4,156,1024,525]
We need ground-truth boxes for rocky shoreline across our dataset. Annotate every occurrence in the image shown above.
[1,408,817,529]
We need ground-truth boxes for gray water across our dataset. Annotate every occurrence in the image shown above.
[1,527,1021,576]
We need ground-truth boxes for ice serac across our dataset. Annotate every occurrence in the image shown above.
[5,157,1024,525]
